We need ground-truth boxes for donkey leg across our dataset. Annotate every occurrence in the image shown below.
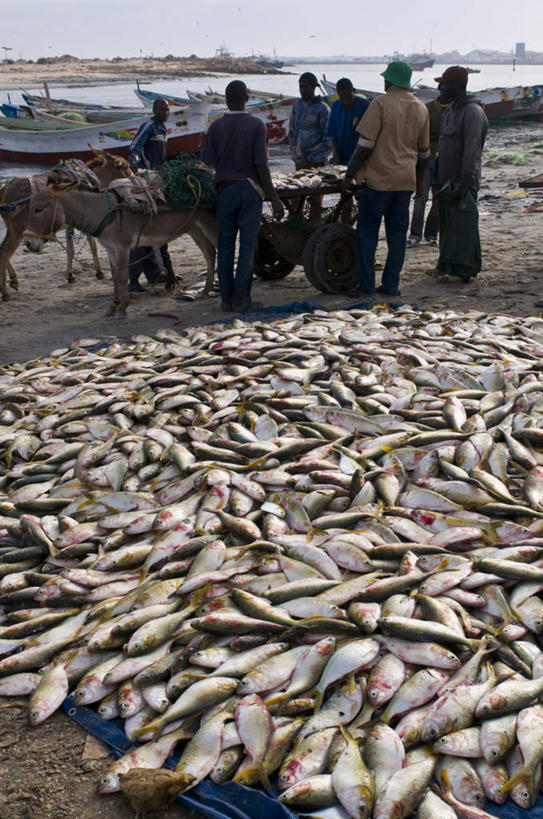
[188,227,216,294]
[0,213,25,301]
[89,237,105,280]
[65,227,76,283]
[7,262,18,291]
[116,249,130,318]
[104,248,120,317]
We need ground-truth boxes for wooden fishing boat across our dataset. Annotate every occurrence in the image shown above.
[21,88,142,115]
[0,97,294,163]
[0,106,209,163]
[321,76,543,121]
[134,87,193,109]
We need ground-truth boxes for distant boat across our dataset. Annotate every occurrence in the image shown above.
[321,75,543,122]
[215,45,234,59]
[253,54,284,69]
[466,67,481,74]
[405,54,435,71]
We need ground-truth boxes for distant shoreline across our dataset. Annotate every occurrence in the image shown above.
[0,55,291,91]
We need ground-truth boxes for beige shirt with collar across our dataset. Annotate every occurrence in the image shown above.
[354,85,430,191]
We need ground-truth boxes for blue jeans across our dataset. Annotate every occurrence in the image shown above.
[356,186,412,292]
[217,180,263,307]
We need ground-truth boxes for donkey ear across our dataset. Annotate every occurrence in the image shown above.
[88,143,106,156]
[48,167,73,185]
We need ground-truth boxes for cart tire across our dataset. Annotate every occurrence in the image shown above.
[302,224,358,294]
[254,235,296,280]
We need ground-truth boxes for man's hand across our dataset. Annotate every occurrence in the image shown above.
[272,198,285,220]
[342,175,355,195]
[457,182,470,200]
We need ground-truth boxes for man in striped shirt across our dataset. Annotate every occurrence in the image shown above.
[128,99,174,292]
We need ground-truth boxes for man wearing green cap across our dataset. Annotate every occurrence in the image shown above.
[343,61,430,296]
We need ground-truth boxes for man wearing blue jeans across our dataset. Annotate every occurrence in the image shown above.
[343,61,430,297]
[202,81,284,312]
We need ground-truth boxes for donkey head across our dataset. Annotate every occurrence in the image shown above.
[25,189,65,240]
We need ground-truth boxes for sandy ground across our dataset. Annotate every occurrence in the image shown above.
[0,56,281,90]
[0,123,543,819]
[0,700,200,819]
[1,126,543,366]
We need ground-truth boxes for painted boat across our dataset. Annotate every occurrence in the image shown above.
[134,87,193,109]
[0,105,210,163]
[0,115,84,132]
[22,90,143,114]
[207,97,295,143]
[0,97,294,163]
[321,76,543,121]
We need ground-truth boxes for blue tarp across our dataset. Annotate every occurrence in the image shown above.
[62,698,543,818]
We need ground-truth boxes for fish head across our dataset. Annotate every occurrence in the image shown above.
[353,787,373,819]
[420,715,442,743]
[97,773,119,794]
[29,704,45,726]
[511,778,536,810]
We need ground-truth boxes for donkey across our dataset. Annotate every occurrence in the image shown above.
[0,149,132,301]
[25,185,218,318]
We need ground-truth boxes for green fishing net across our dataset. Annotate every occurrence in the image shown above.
[158,154,218,209]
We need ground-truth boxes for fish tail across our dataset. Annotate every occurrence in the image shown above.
[265,692,287,713]
[258,764,273,795]
[499,766,534,795]
[312,688,324,713]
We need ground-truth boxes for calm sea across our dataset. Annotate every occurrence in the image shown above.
[1,61,543,178]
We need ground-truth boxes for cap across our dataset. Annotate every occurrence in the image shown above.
[381,61,412,90]
[434,66,469,85]
[299,72,319,87]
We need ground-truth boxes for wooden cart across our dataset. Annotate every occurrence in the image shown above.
[254,181,359,294]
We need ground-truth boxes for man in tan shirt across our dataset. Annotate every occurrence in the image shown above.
[343,61,430,296]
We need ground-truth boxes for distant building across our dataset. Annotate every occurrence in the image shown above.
[515,42,526,59]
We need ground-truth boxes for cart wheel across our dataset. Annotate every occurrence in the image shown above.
[254,235,296,280]
[302,224,358,294]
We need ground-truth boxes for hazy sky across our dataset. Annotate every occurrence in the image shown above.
[4,0,543,60]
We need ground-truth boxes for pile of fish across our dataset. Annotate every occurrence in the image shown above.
[3,304,543,818]
[272,165,346,192]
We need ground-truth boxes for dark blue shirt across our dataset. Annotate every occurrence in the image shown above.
[129,116,167,171]
[327,96,370,164]
[201,112,268,186]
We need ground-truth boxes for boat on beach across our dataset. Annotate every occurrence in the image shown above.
[321,75,543,122]
[0,106,210,163]
[0,97,293,163]
[134,85,193,109]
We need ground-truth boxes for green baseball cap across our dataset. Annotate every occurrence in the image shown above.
[381,61,412,89]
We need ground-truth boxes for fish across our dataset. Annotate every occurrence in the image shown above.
[5,305,543,815]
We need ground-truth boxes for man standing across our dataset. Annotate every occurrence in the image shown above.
[407,86,450,245]
[433,66,488,282]
[343,61,430,297]
[327,78,369,165]
[201,80,284,312]
[289,72,331,220]
[128,98,174,293]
